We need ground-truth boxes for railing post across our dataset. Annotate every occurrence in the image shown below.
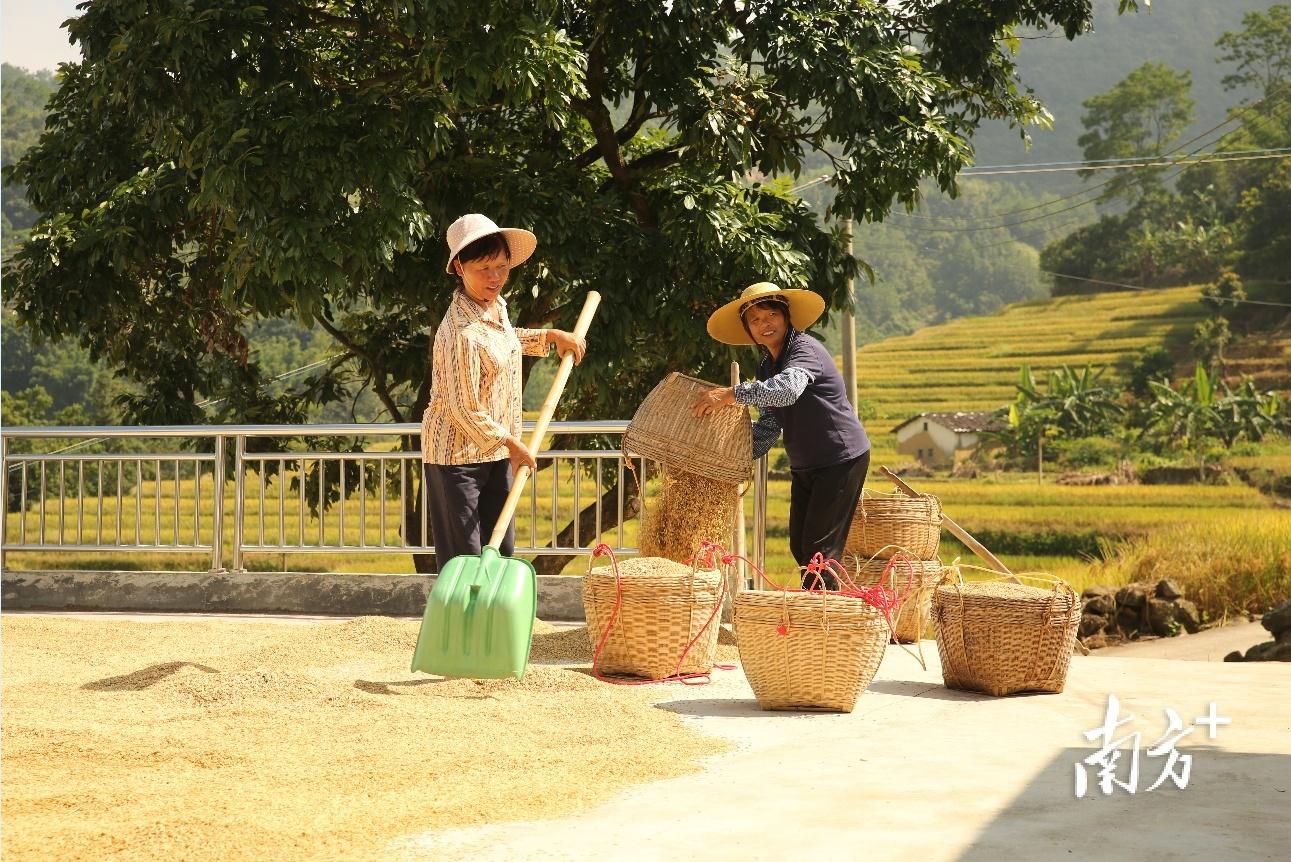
[1,436,9,572]
[728,360,745,611]
[752,451,768,585]
[231,435,246,574]
[209,435,226,573]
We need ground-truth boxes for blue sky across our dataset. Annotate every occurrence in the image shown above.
[3,0,83,72]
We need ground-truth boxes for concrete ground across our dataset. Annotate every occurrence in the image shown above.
[7,612,1286,860]
[390,635,1290,862]
[1095,618,1269,662]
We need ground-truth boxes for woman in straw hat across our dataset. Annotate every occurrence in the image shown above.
[694,282,870,589]
[421,213,586,570]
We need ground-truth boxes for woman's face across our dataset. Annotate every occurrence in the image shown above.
[743,302,789,351]
[454,252,511,306]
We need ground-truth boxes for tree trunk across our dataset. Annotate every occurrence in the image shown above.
[1037,435,1044,485]
[531,482,642,577]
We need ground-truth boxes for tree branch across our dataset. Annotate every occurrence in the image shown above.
[531,481,641,576]
[281,1,420,51]
[622,145,681,176]
[315,313,407,423]
[572,41,658,228]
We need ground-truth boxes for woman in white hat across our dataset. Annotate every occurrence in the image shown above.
[421,214,586,570]
[693,282,870,589]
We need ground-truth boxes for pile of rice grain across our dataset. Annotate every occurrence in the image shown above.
[1,614,727,862]
[639,466,739,564]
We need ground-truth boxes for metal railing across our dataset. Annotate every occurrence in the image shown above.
[2,422,768,575]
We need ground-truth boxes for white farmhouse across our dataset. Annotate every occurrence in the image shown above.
[891,411,1002,467]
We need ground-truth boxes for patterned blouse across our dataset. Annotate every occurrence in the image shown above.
[421,290,551,465]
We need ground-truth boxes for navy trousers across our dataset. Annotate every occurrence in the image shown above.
[423,459,516,572]
[789,450,870,590]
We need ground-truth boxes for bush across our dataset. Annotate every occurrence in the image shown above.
[1055,437,1122,469]
[1099,513,1291,619]
[1126,346,1174,398]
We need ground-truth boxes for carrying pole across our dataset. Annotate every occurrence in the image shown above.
[878,466,1018,581]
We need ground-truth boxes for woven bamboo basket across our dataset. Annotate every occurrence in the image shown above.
[583,557,723,679]
[845,489,942,561]
[733,591,889,712]
[932,577,1081,696]
[850,556,945,643]
[623,373,751,485]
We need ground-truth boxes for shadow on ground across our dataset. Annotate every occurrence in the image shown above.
[958,748,1291,860]
[83,661,220,691]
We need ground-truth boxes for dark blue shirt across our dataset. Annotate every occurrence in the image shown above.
[750,330,870,471]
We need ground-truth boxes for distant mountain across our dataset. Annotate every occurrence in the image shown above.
[970,0,1272,171]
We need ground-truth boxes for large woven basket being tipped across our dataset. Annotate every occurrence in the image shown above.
[734,591,889,712]
[845,489,942,561]
[851,556,946,643]
[583,556,723,680]
[623,373,752,485]
[932,577,1081,697]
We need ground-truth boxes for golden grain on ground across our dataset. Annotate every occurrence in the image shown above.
[639,467,738,563]
[530,620,740,665]
[1,614,728,862]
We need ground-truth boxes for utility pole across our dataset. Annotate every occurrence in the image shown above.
[841,217,858,408]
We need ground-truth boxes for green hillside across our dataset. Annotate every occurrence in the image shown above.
[855,285,1211,458]
[852,279,1291,461]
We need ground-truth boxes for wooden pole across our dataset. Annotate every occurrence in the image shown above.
[841,217,858,409]
[727,360,746,618]
[877,466,1018,580]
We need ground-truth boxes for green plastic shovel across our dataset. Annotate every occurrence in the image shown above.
[411,291,601,679]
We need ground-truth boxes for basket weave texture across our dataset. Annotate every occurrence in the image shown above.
[583,558,722,679]
[734,591,889,712]
[623,373,751,485]
[845,490,943,561]
[851,557,945,643]
[932,579,1081,696]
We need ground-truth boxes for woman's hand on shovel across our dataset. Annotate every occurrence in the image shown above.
[547,329,586,364]
[504,435,539,476]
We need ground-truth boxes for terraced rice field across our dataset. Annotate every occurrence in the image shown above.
[856,285,1211,462]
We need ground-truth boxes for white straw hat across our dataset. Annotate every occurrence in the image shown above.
[706,282,825,345]
[444,213,537,274]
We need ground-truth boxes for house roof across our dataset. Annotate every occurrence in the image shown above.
[890,411,1004,435]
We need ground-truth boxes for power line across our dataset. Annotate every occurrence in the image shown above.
[881,100,1291,235]
[955,146,1291,173]
[897,92,1291,225]
[829,85,1291,227]
[1039,271,1291,309]
[960,148,1291,176]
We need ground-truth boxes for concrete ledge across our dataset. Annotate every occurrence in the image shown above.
[1,570,587,620]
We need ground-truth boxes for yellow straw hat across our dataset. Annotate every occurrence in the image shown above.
[705,282,826,345]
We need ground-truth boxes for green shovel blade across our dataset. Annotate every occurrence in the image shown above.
[410,546,537,680]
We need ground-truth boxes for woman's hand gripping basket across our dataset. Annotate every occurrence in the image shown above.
[622,372,751,486]
[583,545,725,681]
[733,555,897,713]
[932,569,1082,696]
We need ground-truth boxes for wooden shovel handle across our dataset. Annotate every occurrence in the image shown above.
[488,291,601,548]
[877,466,1017,580]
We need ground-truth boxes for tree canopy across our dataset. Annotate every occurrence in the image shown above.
[4,0,1146,430]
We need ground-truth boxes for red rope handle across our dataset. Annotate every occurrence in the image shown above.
[589,542,732,686]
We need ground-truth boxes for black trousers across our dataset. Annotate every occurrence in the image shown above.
[789,450,870,590]
[423,459,515,573]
